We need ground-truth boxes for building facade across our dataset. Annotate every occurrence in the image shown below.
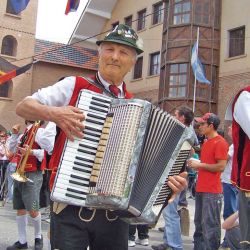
[218,0,250,128]
[0,0,38,130]
[159,0,221,115]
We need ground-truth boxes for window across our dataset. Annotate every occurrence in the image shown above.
[149,52,160,75]
[133,57,143,79]
[214,0,221,28]
[124,15,133,27]
[1,35,17,56]
[137,9,146,31]
[168,63,188,98]
[112,21,119,29]
[0,81,10,97]
[173,0,191,25]
[195,65,214,100]
[6,0,17,15]
[194,0,210,25]
[229,26,245,57]
[152,2,164,25]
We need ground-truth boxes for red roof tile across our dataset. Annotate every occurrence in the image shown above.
[35,39,98,71]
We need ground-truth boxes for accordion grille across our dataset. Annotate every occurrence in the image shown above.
[95,104,143,197]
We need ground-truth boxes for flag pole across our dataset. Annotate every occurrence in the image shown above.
[192,27,199,113]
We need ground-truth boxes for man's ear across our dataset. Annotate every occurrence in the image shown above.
[180,115,185,124]
[208,123,214,130]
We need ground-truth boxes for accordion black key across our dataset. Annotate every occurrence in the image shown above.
[51,89,195,224]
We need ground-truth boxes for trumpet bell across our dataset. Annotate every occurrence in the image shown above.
[11,172,33,183]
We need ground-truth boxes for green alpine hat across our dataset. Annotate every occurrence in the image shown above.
[96,24,144,55]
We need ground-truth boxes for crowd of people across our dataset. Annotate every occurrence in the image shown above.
[0,23,249,250]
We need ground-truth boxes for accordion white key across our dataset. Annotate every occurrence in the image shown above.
[51,89,195,224]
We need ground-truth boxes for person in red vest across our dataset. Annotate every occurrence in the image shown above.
[229,86,250,249]
[15,24,188,250]
[7,120,55,250]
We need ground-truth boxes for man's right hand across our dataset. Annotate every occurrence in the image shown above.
[49,106,85,141]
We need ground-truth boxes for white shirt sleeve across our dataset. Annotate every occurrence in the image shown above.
[32,149,44,162]
[233,91,250,139]
[35,122,57,155]
[228,144,234,158]
[27,76,76,106]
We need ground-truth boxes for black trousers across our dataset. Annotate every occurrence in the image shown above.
[129,224,149,241]
[39,170,51,208]
[50,205,129,250]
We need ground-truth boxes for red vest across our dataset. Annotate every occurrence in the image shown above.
[49,76,133,190]
[231,86,250,191]
[16,125,43,172]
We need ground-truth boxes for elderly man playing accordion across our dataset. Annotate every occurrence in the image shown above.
[16,24,187,250]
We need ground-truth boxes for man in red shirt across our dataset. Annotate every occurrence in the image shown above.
[188,113,229,250]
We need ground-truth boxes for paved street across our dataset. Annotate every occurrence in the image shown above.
[0,202,50,250]
[0,198,197,250]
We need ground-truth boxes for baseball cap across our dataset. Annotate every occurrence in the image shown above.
[195,113,220,127]
[96,24,144,55]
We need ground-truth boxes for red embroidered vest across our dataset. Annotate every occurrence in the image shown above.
[231,86,250,191]
[49,76,133,190]
[16,125,43,172]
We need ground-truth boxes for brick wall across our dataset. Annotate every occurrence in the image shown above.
[218,71,250,130]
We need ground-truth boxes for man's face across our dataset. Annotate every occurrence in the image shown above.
[98,42,136,84]
[198,122,213,136]
[174,110,185,125]
[12,128,18,134]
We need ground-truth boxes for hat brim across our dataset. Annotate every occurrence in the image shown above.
[96,39,143,55]
[195,117,206,123]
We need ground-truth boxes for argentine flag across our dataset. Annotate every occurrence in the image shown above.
[191,42,211,84]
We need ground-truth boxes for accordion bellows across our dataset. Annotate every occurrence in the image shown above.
[51,90,195,224]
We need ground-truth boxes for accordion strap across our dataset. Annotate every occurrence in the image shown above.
[82,76,118,99]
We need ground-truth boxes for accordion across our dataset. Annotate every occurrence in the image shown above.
[51,89,195,224]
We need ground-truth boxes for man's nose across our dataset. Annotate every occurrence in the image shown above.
[111,50,119,60]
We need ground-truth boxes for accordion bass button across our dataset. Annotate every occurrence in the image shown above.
[93,163,101,170]
[90,176,98,183]
[96,152,104,158]
[91,170,99,177]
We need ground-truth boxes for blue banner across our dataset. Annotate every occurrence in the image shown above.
[191,42,211,84]
[10,0,30,14]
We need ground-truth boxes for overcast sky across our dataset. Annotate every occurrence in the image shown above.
[36,0,88,44]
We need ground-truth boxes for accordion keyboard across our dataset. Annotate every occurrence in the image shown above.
[51,91,112,206]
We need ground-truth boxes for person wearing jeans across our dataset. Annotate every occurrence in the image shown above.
[152,106,196,250]
[188,113,229,250]
[152,195,183,250]
[5,162,16,202]
[193,192,223,249]
[163,194,182,250]
[220,125,238,248]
